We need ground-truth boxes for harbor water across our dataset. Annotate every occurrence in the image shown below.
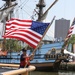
[0,67,75,75]
[29,71,75,75]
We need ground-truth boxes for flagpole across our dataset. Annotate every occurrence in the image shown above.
[62,18,75,49]
[31,16,56,55]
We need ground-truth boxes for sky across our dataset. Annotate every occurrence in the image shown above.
[0,0,75,39]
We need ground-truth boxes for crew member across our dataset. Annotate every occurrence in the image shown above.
[19,48,34,68]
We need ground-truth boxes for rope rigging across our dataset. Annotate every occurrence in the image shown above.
[15,0,36,19]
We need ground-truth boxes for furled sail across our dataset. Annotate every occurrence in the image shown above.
[0,3,17,22]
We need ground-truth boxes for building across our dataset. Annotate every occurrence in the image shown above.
[54,18,70,41]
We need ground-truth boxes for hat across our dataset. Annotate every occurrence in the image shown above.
[22,48,27,52]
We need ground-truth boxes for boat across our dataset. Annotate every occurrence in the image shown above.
[0,0,70,72]
[0,41,67,71]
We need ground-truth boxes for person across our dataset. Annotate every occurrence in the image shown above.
[51,48,56,55]
[19,48,34,68]
[61,48,64,55]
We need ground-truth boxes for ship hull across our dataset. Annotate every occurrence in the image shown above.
[30,59,61,72]
[31,62,55,71]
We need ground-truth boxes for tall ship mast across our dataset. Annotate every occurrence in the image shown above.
[33,0,58,22]
[1,0,17,51]
[37,0,58,22]
[36,0,46,21]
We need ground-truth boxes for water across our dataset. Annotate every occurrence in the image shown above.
[0,67,75,75]
[29,71,75,75]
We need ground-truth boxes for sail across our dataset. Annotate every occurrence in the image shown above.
[0,3,17,22]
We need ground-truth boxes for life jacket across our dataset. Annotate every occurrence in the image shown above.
[20,55,30,67]
[25,56,30,66]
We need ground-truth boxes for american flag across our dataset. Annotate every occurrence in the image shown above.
[67,25,74,38]
[67,18,75,38]
[3,18,50,49]
[62,18,75,48]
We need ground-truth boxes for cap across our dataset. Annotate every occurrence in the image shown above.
[22,48,27,52]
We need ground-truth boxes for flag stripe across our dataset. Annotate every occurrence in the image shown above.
[6,21,31,26]
[10,18,32,22]
[4,29,42,48]
[6,19,32,29]
[62,18,75,48]
[5,29,42,43]
[4,35,37,48]
[6,23,31,29]
[5,29,42,39]
[67,25,74,38]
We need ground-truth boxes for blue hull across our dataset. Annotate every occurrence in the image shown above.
[0,42,64,71]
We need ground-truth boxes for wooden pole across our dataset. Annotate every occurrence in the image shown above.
[37,0,46,21]
[0,63,19,68]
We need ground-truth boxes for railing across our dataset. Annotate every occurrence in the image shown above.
[0,65,36,75]
[0,54,20,64]
[0,63,19,68]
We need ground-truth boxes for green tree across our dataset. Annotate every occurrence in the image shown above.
[5,39,22,52]
[68,34,75,52]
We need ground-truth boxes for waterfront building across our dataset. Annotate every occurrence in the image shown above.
[54,18,70,41]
